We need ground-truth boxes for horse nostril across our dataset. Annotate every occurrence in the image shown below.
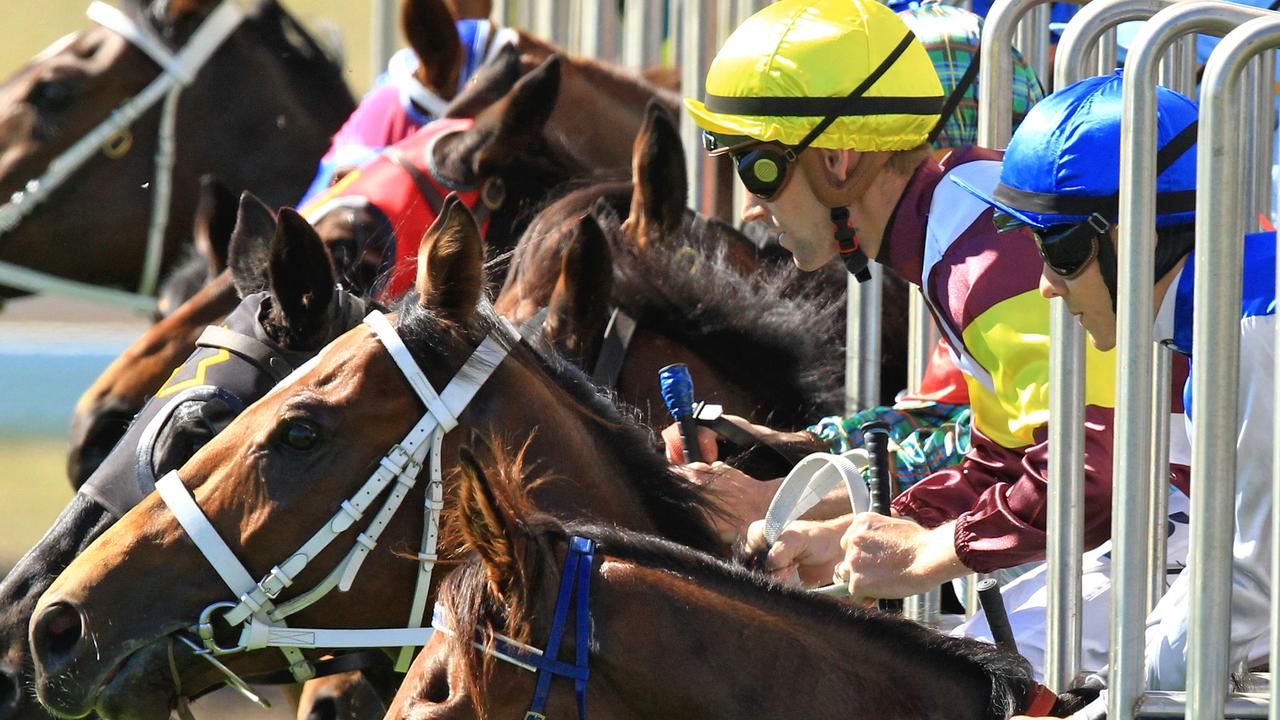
[32,602,86,671]
[304,696,338,720]
[0,666,20,715]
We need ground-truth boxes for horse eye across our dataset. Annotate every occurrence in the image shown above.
[280,420,320,452]
[29,78,74,112]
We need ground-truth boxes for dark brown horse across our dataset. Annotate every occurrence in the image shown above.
[29,199,717,720]
[0,197,374,720]
[0,0,352,302]
[389,452,1098,720]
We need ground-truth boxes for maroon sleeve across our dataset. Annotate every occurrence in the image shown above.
[891,405,1117,573]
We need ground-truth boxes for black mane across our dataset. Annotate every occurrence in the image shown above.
[393,297,721,554]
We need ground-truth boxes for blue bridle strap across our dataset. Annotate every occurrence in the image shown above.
[459,535,594,720]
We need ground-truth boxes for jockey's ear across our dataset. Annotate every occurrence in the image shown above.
[402,0,463,100]
[623,100,687,248]
[545,211,613,363]
[227,191,277,298]
[267,209,337,349]
[415,194,484,322]
[455,446,534,607]
[192,175,237,281]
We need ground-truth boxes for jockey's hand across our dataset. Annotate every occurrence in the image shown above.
[661,415,818,465]
[744,515,852,587]
[676,462,779,544]
[833,515,968,600]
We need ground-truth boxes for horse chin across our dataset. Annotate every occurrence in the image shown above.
[91,642,178,720]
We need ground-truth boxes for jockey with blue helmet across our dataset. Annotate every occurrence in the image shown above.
[958,71,1275,704]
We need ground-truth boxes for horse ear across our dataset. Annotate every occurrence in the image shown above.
[267,209,336,346]
[192,175,238,281]
[472,55,561,168]
[622,100,688,248]
[444,43,522,119]
[545,213,613,361]
[402,0,463,100]
[228,191,278,298]
[456,446,529,599]
[415,194,484,320]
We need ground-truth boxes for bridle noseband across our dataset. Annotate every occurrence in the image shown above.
[0,1,248,314]
[155,309,518,685]
[432,535,595,720]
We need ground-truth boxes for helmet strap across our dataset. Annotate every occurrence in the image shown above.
[832,207,872,282]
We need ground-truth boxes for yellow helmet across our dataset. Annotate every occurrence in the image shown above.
[685,0,945,152]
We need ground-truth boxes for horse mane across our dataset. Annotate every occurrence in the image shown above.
[393,297,722,555]
[515,183,847,425]
[443,513,1035,720]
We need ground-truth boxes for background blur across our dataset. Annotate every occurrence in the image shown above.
[0,5,383,715]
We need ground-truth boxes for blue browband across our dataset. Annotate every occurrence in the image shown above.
[433,535,595,720]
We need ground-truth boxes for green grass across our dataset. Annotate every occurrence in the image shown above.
[0,437,75,569]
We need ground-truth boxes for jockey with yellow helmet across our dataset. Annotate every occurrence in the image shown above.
[669,0,1132,656]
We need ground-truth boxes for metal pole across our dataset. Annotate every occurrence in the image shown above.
[1146,346,1172,613]
[622,0,665,69]
[680,0,720,216]
[578,0,621,62]
[1048,0,1158,692]
[1249,52,1276,233]
[1015,4,1053,86]
[371,0,398,86]
[1117,7,1275,718]
[845,267,883,413]
[1192,13,1280,720]
[905,289,942,626]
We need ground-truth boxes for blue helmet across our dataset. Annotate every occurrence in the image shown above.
[952,71,1199,229]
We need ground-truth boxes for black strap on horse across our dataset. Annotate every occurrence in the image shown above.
[926,47,983,146]
[195,326,295,383]
[591,307,637,388]
[692,403,809,471]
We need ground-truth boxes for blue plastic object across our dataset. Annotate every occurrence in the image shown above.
[659,364,696,420]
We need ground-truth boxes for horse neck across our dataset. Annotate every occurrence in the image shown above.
[589,563,998,720]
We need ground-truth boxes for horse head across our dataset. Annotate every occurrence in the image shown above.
[7,193,369,720]
[392,449,1093,720]
[30,199,716,720]
[0,0,351,299]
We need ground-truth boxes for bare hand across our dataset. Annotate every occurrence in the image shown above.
[833,515,966,599]
[744,515,852,587]
[677,462,779,543]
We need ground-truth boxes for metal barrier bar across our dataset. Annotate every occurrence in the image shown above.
[1146,345,1171,613]
[1016,4,1053,86]
[578,0,621,63]
[904,289,942,626]
[1193,16,1280,719]
[1140,691,1270,717]
[371,0,398,86]
[1249,52,1276,233]
[622,0,665,69]
[845,267,883,413]
[1115,7,1276,718]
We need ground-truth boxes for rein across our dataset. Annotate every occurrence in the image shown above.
[154,309,517,685]
[432,536,595,720]
[518,306,636,389]
[0,1,249,314]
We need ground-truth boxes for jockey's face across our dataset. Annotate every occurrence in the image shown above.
[1038,238,1117,351]
[757,155,841,272]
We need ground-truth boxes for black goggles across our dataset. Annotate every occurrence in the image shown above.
[704,131,799,201]
[1018,212,1112,279]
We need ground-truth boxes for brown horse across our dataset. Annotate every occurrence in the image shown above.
[0,0,352,302]
[29,199,717,720]
[389,452,1099,720]
[0,196,378,720]
[496,104,849,438]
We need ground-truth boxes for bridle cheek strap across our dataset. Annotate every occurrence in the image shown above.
[432,536,595,720]
[157,310,515,681]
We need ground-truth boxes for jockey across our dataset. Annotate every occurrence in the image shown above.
[298,19,517,205]
[958,72,1273,704]
[670,0,1136,653]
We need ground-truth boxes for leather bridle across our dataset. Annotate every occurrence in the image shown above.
[519,306,637,389]
[154,309,518,684]
[0,1,248,314]
[432,535,595,720]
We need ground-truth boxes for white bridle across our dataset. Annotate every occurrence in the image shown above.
[154,310,517,683]
[0,1,247,314]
